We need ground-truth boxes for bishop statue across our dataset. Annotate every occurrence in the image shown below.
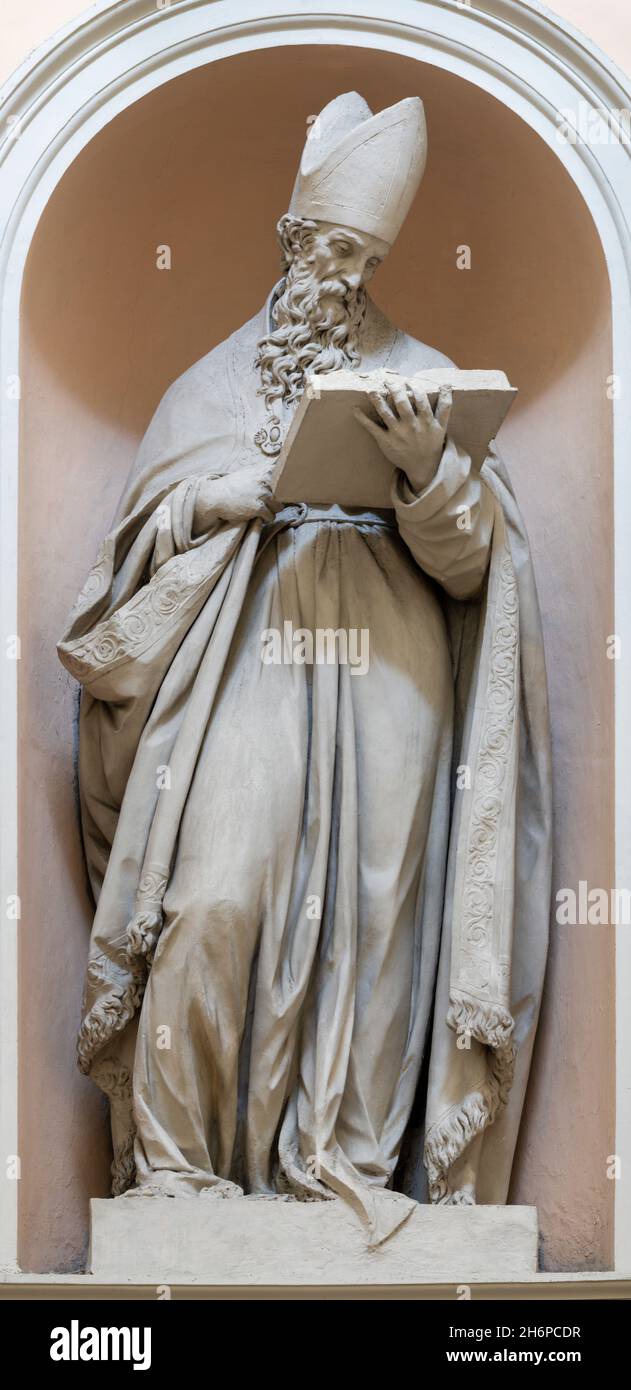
[59,93,551,1245]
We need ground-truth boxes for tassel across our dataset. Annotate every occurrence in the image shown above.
[125,908,163,966]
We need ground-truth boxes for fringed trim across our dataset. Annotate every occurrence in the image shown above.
[424,998,516,1204]
[447,993,515,1051]
[77,975,144,1077]
[111,1129,136,1196]
[90,1056,137,1196]
[442,1188,476,1207]
[125,908,162,966]
[77,866,170,1190]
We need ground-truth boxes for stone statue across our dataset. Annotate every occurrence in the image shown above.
[58,92,552,1247]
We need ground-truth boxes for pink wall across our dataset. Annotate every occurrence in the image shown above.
[18,45,615,1272]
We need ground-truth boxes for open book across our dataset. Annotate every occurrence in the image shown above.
[271,368,517,509]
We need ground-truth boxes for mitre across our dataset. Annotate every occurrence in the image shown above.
[288,91,427,245]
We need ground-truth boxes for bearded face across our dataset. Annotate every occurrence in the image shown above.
[256,215,389,410]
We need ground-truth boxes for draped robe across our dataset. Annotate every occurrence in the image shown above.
[58,289,552,1245]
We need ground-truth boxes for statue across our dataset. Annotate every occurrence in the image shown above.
[58,93,552,1247]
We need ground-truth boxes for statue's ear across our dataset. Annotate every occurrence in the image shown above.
[287,219,316,261]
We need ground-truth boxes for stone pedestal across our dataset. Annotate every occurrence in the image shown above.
[90,1197,539,1285]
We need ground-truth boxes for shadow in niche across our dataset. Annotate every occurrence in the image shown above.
[21,45,604,443]
[18,41,614,1274]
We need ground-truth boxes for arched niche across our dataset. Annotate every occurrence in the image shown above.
[1,1,629,1282]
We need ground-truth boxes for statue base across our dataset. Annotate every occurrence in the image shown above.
[89,1196,539,1285]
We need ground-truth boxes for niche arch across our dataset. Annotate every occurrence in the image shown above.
[1,0,629,1279]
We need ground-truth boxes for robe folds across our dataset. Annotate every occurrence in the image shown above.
[58,291,552,1246]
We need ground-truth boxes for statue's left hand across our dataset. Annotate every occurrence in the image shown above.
[354,384,452,494]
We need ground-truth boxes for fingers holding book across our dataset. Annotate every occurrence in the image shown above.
[355,383,452,493]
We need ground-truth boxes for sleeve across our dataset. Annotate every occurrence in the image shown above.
[148,475,229,575]
[391,438,494,600]
[58,339,247,687]
[57,341,252,901]
[89,333,246,587]
[117,342,239,521]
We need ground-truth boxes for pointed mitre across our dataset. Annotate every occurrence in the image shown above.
[288,91,427,245]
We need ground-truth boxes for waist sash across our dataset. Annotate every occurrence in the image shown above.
[268,502,396,530]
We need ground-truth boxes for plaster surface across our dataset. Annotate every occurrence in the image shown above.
[89,1198,539,1284]
[16,45,615,1273]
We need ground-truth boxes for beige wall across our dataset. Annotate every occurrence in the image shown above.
[542,0,631,75]
[18,43,615,1273]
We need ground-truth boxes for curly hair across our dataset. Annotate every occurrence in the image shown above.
[255,213,366,409]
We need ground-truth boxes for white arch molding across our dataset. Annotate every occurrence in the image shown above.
[1,0,630,1279]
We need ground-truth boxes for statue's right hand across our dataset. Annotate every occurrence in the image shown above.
[195,461,275,529]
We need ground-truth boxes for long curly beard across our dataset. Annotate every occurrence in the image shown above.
[256,215,367,410]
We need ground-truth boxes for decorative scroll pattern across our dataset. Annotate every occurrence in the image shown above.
[61,546,212,682]
[66,538,115,624]
[456,549,519,1003]
[254,412,284,456]
[424,505,520,1203]
[125,865,170,967]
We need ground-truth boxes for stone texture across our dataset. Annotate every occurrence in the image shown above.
[90,1197,539,1285]
[273,368,516,507]
[59,86,551,1261]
